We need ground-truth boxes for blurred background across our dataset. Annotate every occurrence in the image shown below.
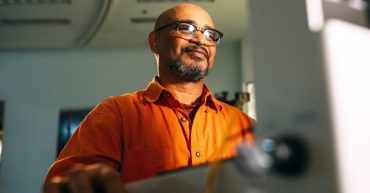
[1,0,370,193]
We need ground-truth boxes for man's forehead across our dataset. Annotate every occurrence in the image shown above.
[171,12,214,27]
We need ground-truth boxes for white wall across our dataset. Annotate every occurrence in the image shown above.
[0,42,242,193]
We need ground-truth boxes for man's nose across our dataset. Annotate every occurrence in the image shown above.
[191,30,207,45]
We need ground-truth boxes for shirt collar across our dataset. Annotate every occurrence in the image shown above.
[143,76,222,112]
[143,77,165,103]
[201,84,223,112]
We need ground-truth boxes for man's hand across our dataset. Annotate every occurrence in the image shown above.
[43,164,128,193]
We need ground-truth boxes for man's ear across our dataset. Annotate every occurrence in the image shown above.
[148,31,159,53]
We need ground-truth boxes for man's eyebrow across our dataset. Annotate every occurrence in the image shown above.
[178,19,215,30]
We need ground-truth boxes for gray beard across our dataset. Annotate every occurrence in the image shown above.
[168,54,209,82]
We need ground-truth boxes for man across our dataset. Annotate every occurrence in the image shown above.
[43,3,253,193]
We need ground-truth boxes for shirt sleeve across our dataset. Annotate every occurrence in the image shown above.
[44,97,123,182]
[242,112,255,144]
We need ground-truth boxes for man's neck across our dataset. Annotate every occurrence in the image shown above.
[158,76,204,105]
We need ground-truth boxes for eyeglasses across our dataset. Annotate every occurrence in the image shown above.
[155,20,224,46]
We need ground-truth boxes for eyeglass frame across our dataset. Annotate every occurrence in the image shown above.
[154,20,224,45]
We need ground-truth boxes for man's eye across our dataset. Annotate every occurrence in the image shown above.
[177,24,191,31]
[205,30,216,40]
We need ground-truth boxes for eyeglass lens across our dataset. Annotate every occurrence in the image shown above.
[176,23,220,44]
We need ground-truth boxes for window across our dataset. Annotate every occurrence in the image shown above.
[0,101,4,162]
[57,108,91,157]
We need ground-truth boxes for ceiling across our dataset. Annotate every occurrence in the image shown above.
[0,0,248,49]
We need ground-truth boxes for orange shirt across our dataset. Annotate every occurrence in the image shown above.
[45,77,253,183]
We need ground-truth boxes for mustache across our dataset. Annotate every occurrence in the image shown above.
[182,45,209,59]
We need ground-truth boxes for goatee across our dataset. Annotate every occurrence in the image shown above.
[168,47,210,82]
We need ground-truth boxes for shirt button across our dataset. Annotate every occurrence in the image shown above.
[181,117,187,122]
[205,109,209,113]
[196,152,201,157]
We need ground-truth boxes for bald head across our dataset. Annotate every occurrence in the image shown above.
[154,3,215,31]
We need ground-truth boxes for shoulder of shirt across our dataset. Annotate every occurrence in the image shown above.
[213,97,254,129]
[212,97,246,115]
[99,89,147,104]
